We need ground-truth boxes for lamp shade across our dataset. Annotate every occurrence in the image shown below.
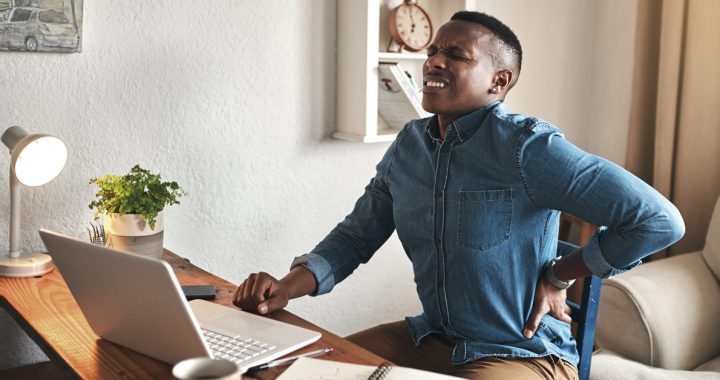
[12,135,67,186]
[2,127,67,186]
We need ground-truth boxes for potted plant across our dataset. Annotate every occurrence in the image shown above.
[89,165,186,258]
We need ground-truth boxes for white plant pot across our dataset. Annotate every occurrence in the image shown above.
[103,211,164,259]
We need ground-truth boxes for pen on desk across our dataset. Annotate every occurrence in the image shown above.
[246,347,333,373]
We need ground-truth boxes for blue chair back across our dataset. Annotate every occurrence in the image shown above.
[558,240,602,380]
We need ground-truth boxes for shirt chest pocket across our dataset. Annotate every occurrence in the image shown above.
[457,189,512,250]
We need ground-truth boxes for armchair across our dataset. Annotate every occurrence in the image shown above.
[590,197,720,379]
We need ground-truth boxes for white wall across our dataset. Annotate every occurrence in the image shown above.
[480,0,638,164]
[0,1,637,338]
[0,0,420,337]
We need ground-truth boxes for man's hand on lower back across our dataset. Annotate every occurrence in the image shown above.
[523,277,573,339]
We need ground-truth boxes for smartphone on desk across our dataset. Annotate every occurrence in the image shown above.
[181,285,217,300]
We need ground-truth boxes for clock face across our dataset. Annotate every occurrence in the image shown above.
[391,4,433,51]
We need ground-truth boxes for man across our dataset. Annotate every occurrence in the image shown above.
[233,11,684,379]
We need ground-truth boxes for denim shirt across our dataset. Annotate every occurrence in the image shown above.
[292,102,685,366]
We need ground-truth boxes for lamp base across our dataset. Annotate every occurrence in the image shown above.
[0,252,54,277]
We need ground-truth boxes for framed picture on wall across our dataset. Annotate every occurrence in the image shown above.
[0,0,83,53]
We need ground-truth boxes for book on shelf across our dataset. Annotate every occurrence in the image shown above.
[377,61,431,131]
[276,357,462,380]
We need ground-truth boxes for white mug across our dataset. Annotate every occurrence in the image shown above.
[172,357,240,380]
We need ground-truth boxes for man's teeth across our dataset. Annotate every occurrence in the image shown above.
[425,81,446,88]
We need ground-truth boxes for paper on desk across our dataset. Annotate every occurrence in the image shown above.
[276,357,462,380]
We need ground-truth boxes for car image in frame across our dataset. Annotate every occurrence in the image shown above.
[0,5,80,52]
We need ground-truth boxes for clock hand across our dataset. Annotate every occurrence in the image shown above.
[409,7,416,33]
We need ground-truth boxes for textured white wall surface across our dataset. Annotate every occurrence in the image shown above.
[481,0,638,165]
[0,0,636,339]
[0,1,419,338]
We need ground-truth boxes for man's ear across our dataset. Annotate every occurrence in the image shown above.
[490,70,513,94]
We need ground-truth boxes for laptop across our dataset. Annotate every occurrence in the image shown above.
[38,229,321,373]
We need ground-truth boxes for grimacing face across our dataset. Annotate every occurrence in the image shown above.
[421,20,501,122]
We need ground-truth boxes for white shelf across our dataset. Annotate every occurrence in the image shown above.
[333,128,399,143]
[334,0,474,143]
[377,52,427,61]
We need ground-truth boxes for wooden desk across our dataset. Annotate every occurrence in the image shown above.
[0,250,386,379]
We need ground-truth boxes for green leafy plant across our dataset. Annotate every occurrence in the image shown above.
[89,165,187,230]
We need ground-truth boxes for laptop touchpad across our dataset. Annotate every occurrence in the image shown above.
[203,313,273,338]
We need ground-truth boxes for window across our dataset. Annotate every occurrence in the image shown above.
[10,8,32,22]
[39,10,68,24]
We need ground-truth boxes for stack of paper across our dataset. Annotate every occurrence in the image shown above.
[377,62,431,130]
[276,357,462,380]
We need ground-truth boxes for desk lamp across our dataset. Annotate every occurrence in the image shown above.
[1,126,67,277]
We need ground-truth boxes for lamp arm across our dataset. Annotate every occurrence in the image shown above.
[9,167,21,258]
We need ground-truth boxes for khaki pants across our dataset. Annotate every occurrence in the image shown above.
[346,321,578,380]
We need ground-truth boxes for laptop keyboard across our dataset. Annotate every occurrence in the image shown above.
[202,328,277,364]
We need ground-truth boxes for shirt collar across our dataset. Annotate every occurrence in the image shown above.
[425,101,503,143]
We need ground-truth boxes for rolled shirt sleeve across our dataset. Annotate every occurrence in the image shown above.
[291,253,335,295]
[519,124,685,278]
[290,130,402,295]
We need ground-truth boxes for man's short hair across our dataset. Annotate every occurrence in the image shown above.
[451,11,522,76]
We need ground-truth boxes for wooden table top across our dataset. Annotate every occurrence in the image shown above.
[0,249,386,379]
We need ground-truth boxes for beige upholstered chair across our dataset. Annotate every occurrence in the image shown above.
[590,197,720,379]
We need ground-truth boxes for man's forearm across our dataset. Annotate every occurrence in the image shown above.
[552,247,591,282]
[280,265,318,299]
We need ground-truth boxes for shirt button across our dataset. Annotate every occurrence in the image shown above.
[438,281,444,287]
[434,238,441,245]
[436,191,443,199]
